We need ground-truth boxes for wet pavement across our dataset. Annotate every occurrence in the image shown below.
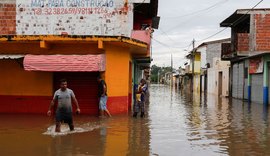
[1,84,270,156]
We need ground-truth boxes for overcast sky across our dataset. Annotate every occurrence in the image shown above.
[152,0,270,68]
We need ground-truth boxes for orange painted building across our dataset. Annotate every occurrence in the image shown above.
[0,0,159,115]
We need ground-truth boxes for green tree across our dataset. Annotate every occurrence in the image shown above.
[150,65,174,83]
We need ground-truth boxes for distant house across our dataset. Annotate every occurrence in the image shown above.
[198,38,231,97]
[185,51,201,93]
[220,8,270,104]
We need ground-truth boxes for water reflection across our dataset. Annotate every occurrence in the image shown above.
[150,84,270,155]
[1,85,270,155]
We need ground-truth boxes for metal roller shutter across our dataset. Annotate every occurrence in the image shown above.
[251,74,263,104]
[238,63,244,99]
[54,72,99,115]
[232,63,238,98]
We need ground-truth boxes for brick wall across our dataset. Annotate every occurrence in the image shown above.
[237,33,249,52]
[0,0,16,35]
[255,14,270,51]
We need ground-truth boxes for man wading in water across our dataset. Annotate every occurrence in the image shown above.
[47,79,80,132]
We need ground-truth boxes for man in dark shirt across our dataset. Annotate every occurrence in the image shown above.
[97,76,111,117]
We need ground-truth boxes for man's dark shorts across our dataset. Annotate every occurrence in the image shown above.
[55,109,73,125]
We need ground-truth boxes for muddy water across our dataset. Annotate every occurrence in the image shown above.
[1,84,270,156]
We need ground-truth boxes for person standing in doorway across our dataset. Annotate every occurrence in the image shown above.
[133,79,147,118]
[97,76,112,118]
[47,79,80,132]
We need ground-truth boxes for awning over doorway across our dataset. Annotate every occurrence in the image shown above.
[24,54,106,72]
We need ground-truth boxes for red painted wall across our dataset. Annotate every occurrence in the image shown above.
[0,95,51,114]
[107,96,129,115]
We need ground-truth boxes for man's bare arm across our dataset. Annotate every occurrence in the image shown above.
[103,85,107,96]
[72,96,80,114]
[47,99,55,116]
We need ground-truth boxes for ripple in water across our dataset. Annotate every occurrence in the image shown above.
[43,122,101,137]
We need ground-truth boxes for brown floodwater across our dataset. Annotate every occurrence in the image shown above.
[1,84,270,156]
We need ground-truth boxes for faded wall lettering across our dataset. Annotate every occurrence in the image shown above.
[16,0,133,36]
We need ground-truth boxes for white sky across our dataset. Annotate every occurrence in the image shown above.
[152,0,270,68]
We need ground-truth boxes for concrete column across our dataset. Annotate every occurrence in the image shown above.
[248,64,251,103]
[263,59,268,105]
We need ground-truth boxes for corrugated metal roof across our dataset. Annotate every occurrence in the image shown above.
[0,55,24,59]
[24,54,105,72]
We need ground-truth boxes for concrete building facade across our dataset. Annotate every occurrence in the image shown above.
[0,0,159,114]
[220,9,270,104]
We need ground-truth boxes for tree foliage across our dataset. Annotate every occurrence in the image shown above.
[150,65,174,83]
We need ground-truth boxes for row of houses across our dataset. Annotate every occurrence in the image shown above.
[179,8,270,105]
[0,0,159,114]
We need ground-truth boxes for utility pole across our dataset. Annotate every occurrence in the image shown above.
[171,54,173,86]
[191,39,195,93]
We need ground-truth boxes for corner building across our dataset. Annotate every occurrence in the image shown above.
[0,0,159,115]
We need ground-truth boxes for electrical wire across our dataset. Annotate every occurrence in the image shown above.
[158,0,228,34]
[164,0,228,19]
[156,0,263,49]
[152,37,193,49]
[197,0,264,43]
[152,0,264,64]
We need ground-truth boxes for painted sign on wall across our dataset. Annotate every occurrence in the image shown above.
[249,57,263,74]
[16,0,133,36]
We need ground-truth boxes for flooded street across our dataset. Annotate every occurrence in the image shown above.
[1,84,270,156]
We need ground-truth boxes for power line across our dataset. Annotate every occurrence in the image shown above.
[158,28,179,44]
[197,0,264,43]
[152,37,193,49]
[164,0,228,19]
[197,28,228,42]
[155,0,228,42]
[157,0,263,45]
[159,0,228,34]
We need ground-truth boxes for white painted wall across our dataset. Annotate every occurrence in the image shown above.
[207,57,230,97]
[207,69,216,95]
[201,75,205,92]
[16,0,134,36]
[194,74,200,93]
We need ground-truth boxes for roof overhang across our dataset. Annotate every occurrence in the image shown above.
[220,9,270,27]
[220,12,249,27]
[0,35,149,56]
[135,57,151,69]
[0,35,148,48]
